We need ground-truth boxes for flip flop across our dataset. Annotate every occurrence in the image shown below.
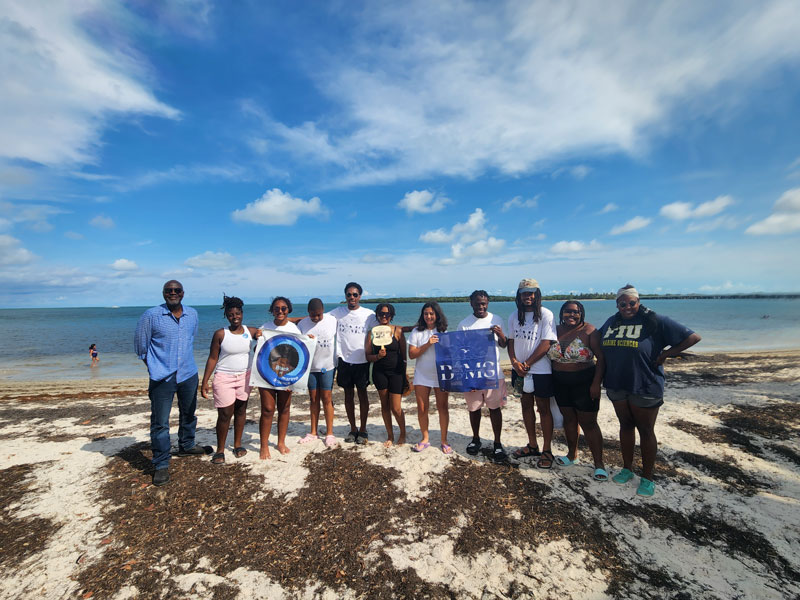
[612,468,635,485]
[511,444,541,459]
[593,468,609,481]
[324,435,337,448]
[441,443,453,455]
[298,433,319,444]
[413,441,431,453]
[233,447,247,458]
[636,477,655,497]
[466,439,482,455]
[211,452,225,464]
[556,455,577,467]
[537,450,555,469]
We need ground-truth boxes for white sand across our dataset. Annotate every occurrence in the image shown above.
[1,353,799,599]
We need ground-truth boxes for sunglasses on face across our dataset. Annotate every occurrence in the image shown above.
[346,292,360,298]
[273,306,289,313]
[164,287,183,294]
[377,312,391,317]
[617,301,638,308]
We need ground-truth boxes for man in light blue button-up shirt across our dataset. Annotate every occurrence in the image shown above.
[134,280,204,486]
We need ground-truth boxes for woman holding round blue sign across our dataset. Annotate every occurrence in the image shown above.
[257,296,302,459]
[591,284,701,497]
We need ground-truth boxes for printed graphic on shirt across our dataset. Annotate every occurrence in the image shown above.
[602,324,643,348]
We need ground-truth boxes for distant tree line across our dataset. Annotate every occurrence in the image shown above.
[356,292,800,304]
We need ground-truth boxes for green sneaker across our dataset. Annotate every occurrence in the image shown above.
[612,468,634,485]
[636,477,655,497]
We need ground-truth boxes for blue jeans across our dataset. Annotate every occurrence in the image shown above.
[149,372,198,470]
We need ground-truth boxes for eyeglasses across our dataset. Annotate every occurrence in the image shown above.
[273,306,289,313]
[562,309,581,315]
[346,292,360,298]
[617,301,638,308]
[164,287,183,294]
[377,312,391,317]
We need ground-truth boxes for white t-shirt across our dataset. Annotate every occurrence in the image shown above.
[457,312,504,380]
[507,308,557,375]
[298,313,337,372]
[328,306,378,364]
[407,327,442,388]
[259,320,302,335]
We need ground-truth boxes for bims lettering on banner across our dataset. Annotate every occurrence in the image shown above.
[434,329,499,392]
[249,330,317,391]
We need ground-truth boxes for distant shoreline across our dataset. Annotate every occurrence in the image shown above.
[356,293,800,304]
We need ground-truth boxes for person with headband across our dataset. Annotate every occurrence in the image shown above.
[592,284,701,497]
[507,278,558,468]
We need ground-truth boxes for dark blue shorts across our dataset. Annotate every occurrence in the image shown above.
[308,369,335,391]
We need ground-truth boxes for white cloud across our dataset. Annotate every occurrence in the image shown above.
[0,201,66,232]
[184,251,237,270]
[0,2,179,167]
[0,234,36,265]
[232,188,329,226]
[552,165,592,180]
[502,195,538,212]
[661,195,734,220]
[111,258,138,271]
[599,203,619,214]
[420,208,487,244]
[746,188,800,235]
[360,254,392,263]
[685,216,740,233]
[89,215,115,229]
[64,231,84,240]
[610,216,651,235]
[120,164,250,191]
[252,2,800,186]
[398,190,450,214]
[550,239,602,254]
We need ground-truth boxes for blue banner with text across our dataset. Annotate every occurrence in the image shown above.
[434,329,499,392]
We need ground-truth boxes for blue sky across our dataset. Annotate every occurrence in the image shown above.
[2,0,800,308]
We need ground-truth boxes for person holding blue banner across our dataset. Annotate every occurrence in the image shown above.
[507,278,558,469]
[257,297,302,459]
[458,290,509,460]
[365,303,408,447]
[408,302,451,454]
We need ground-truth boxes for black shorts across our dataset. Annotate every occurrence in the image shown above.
[372,365,405,394]
[336,358,370,390]
[511,371,555,398]
[552,366,599,412]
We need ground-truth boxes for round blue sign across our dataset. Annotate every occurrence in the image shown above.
[256,334,310,387]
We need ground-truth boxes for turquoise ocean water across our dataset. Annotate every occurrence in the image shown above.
[1,298,797,381]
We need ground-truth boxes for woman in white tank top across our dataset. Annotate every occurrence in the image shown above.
[201,296,260,464]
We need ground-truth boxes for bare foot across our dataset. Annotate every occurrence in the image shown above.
[397,434,406,446]
[277,443,290,455]
[259,447,271,460]
[384,440,394,448]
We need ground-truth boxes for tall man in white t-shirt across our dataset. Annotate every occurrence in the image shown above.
[507,278,558,468]
[458,290,509,460]
[328,282,377,444]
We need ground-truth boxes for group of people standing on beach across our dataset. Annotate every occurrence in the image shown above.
[134,278,700,497]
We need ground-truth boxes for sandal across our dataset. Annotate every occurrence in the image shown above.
[593,468,609,481]
[537,450,554,469]
[492,443,507,461]
[441,443,453,455]
[466,438,482,455]
[413,441,431,453]
[324,435,337,448]
[211,452,225,464]
[233,447,247,458]
[555,455,577,467]
[298,433,319,444]
[511,444,541,459]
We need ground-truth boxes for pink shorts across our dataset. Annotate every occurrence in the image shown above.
[464,380,507,411]
[212,371,252,408]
